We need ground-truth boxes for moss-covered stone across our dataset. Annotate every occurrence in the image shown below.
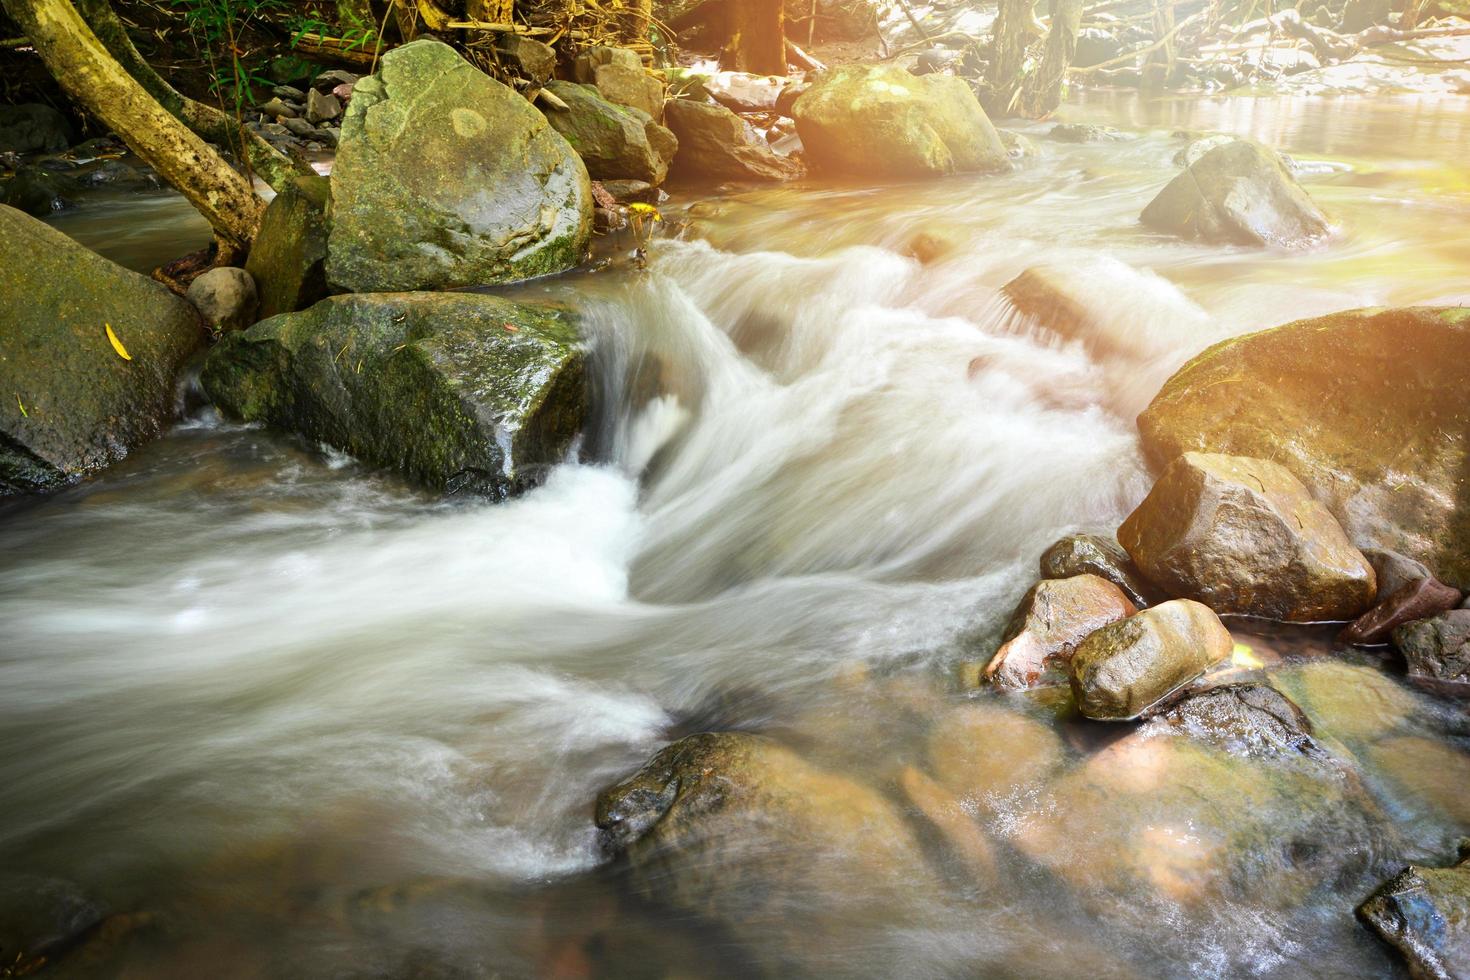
[245,173,330,321]
[326,40,591,293]
[1069,599,1233,720]
[201,292,587,496]
[0,205,204,495]
[540,81,677,185]
[1137,306,1470,587]
[792,64,1009,178]
[983,575,1137,690]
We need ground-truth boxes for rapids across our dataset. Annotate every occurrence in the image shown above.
[2,91,1469,977]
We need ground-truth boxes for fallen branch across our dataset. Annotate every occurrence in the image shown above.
[1070,6,1209,72]
[292,32,381,66]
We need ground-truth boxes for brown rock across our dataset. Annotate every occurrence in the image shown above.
[1393,609,1470,686]
[1069,599,1234,720]
[663,99,803,182]
[1039,533,1156,608]
[925,702,1065,804]
[1340,575,1462,645]
[1119,452,1376,622]
[984,575,1137,690]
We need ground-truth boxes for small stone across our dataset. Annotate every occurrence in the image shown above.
[185,267,259,333]
[258,97,298,119]
[1339,575,1462,646]
[305,88,342,125]
[1393,609,1470,685]
[1048,123,1129,143]
[597,178,660,204]
[282,117,315,137]
[1069,599,1234,720]
[312,69,358,92]
[271,85,306,101]
[1119,452,1376,622]
[1357,852,1470,980]
[331,81,355,102]
[1039,533,1155,608]
[496,35,556,85]
[983,575,1137,690]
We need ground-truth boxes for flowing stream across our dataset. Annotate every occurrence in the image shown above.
[3,92,1469,978]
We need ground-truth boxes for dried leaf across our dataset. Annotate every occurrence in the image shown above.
[105,323,132,361]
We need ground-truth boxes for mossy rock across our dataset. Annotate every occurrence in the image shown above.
[1137,306,1470,587]
[245,173,330,321]
[540,81,677,185]
[0,205,203,495]
[326,39,591,292]
[201,291,587,496]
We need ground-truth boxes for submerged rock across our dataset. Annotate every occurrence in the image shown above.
[1357,849,1470,980]
[1340,575,1462,646]
[984,575,1137,690]
[186,267,259,334]
[326,39,591,292]
[663,99,802,181]
[1069,599,1233,720]
[791,64,1009,178]
[595,731,936,974]
[1119,452,1376,622]
[541,81,677,185]
[1136,306,1470,586]
[1049,123,1129,143]
[0,205,204,495]
[925,701,1065,805]
[1140,138,1329,247]
[201,292,586,496]
[1039,533,1155,608]
[0,165,73,217]
[245,173,330,321]
[1394,610,1470,686]
[1270,659,1421,743]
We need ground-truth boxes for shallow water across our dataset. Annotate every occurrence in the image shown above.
[2,91,1469,978]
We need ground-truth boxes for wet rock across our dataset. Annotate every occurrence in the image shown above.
[1069,599,1234,720]
[1340,576,1462,645]
[663,99,803,181]
[792,64,1009,178]
[186,267,259,334]
[1394,610,1470,685]
[1049,123,1129,143]
[1039,533,1155,608]
[595,731,936,975]
[1148,682,1327,761]
[1141,138,1330,247]
[0,205,204,494]
[202,292,586,496]
[983,575,1137,690]
[902,228,960,264]
[1367,737,1470,824]
[0,103,76,154]
[1119,452,1376,622]
[1015,731,1382,911]
[775,81,809,118]
[898,765,998,883]
[305,88,342,124]
[326,39,591,292]
[597,178,662,204]
[496,35,556,85]
[72,159,160,190]
[1271,659,1420,742]
[1173,133,1237,167]
[245,173,330,320]
[998,129,1038,161]
[1366,548,1436,599]
[1136,306,1470,587]
[541,81,678,185]
[1357,850,1470,980]
[0,165,73,216]
[926,701,1065,804]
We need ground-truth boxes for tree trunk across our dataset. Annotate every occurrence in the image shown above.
[2,0,263,251]
[727,0,785,74]
[985,0,1039,115]
[76,0,315,195]
[1017,0,1082,117]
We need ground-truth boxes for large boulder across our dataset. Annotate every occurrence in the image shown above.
[595,732,937,975]
[0,206,203,495]
[791,64,1009,178]
[1068,599,1234,720]
[540,81,677,185]
[245,173,330,321]
[326,39,591,293]
[1118,452,1376,622]
[1136,306,1470,587]
[1140,138,1329,247]
[1393,610,1470,686]
[1357,848,1470,980]
[0,104,75,154]
[201,292,587,496]
[663,99,802,181]
[983,574,1137,690]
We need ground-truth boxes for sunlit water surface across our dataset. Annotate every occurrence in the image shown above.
[3,91,1469,978]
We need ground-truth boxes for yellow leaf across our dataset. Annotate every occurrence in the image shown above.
[105,323,132,361]
[1230,643,1264,670]
[15,393,26,418]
